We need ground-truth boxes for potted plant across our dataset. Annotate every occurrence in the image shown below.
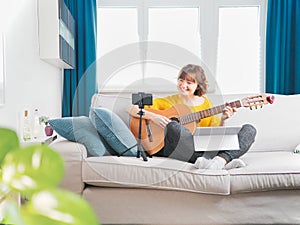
[39,116,53,136]
[0,127,99,225]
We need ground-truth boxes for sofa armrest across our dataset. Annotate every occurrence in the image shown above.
[50,138,87,195]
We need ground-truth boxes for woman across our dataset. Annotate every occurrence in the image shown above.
[127,64,256,170]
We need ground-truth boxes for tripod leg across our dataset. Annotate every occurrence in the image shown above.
[136,138,147,161]
[136,108,148,161]
[139,144,148,161]
[136,146,141,158]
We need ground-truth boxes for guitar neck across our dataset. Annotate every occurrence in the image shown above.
[179,100,242,125]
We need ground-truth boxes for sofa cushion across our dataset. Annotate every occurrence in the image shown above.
[229,151,300,193]
[82,156,230,195]
[48,116,108,157]
[223,94,300,152]
[90,107,138,156]
[91,94,132,127]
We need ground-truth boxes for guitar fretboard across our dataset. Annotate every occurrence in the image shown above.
[178,100,242,125]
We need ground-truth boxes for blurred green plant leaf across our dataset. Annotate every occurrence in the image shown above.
[1,145,64,195]
[21,188,99,225]
[0,128,99,225]
[1,199,26,225]
[0,183,10,200]
[0,128,20,164]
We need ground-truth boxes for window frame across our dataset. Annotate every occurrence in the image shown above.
[97,0,267,93]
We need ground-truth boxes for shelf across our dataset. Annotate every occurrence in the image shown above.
[38,0,75,69]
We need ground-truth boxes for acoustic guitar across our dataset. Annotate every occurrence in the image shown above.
[130,94,275,155]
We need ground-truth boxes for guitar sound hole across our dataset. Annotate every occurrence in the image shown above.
[170,117,180,123]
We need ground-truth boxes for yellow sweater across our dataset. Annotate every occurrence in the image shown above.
[146,94,221,127]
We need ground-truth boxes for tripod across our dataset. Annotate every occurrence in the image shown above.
[136,105,148,161]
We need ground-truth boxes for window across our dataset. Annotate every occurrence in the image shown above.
[97,8,140,90]
[97,0,266,94]
[148,8,201,58]
[97,8,138,59]
[217,7,261,94]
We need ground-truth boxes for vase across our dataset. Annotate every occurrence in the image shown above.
[45,125,53,136]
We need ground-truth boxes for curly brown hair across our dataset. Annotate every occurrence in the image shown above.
[178,64,208,96]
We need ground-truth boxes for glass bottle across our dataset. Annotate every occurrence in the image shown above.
[23,110,31,141]
[33,108,40,139]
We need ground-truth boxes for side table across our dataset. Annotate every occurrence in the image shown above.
[21,135,57,146]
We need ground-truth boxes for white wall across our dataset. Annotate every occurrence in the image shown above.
[0,0,62,136]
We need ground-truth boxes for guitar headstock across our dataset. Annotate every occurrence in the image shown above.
[241,94,275,110]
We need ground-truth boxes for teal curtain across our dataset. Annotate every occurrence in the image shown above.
[62,0,97,116]
[266,0,300,94]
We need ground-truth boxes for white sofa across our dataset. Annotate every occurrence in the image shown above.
[50,92,300,225]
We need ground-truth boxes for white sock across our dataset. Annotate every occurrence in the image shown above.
[206,156,226,170]
[224,158,246,170]
[194,157,211,169]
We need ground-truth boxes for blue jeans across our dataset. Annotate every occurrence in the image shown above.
[154,121,257,163]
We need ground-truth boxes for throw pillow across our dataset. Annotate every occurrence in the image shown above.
[48,116,108,157]
[89,107,138,156]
